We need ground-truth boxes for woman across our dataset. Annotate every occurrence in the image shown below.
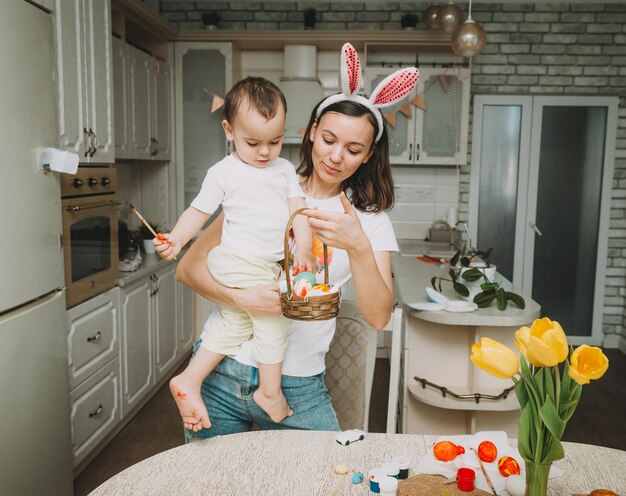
[177,44,417,439]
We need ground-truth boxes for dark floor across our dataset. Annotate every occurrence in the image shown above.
[75,349,626,495]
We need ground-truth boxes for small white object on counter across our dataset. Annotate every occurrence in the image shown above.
[335,429,365,446]
[505,474,526,496]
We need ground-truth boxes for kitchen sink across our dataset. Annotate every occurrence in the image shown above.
[398,239,457,258]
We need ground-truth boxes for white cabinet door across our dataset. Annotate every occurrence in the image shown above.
[53,0,88,157]
[82,0,114,163]
[153,59,172,161]
[112,36,130,159]
[154,266,178,381]
[119,278,153,416]
[129,45,153,159]
[177,278,196,355]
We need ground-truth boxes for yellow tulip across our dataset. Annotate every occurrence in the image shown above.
[514,317,568,367]
[568,345,609,385]
[470,338,520,379]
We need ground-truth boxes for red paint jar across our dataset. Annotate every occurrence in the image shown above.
[457,467,476,492]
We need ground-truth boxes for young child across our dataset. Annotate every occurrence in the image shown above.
[155,76,314,429]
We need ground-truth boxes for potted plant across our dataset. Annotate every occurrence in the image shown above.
[401,13,419,30]
[303,8,316,29]
[431,247,525,310]
[201,11,221,30]
[139,221,161,255]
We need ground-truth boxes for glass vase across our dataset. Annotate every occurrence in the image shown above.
[525,461,551,496]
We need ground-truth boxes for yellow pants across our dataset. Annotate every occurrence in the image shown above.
[201,245,288,364]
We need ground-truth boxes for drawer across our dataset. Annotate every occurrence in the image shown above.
[70,357,121,466]
[67,288,119,388]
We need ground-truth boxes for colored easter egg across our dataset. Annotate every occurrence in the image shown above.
[505,474,526,496]
[456,445,465,455]
[313,283,330,292]
[433,441,459,462]
[293,279,312,297]
[352,472,364,484]
[294,271,317,286]
[477,441,498,463]
[498,456,521,477]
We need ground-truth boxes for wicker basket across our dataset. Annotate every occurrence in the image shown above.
[280,208,341,321]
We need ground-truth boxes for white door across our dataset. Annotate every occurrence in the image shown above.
[470,96,618,344]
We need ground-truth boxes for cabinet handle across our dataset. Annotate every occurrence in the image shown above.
[83,128,91,157]
[87,331,102,342]
[155,139,159,156]
[89,128,97,157]
[529,222,543,236]
[89,404,104,418]
[416,143,420,160]
[408,143,412,161]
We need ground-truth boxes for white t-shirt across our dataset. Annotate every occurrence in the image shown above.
[200,191,399,377]
[191,154,304,262]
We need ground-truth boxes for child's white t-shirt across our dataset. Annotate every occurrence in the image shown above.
[200,191,399,377]
[191,154,304,262]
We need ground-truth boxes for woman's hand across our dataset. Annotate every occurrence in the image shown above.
[302,192,369,253]
[234,283,282,316]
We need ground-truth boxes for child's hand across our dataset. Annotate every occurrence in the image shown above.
[293,251,316,274]
[154,233,180,261]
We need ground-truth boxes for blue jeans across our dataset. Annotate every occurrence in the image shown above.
[185,339,340,442]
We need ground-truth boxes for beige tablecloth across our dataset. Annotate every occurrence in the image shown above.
[89,431,626,496]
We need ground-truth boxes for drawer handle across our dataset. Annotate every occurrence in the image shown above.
[89,404,104,418]
[87,331,102,342]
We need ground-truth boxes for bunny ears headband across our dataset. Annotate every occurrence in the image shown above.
[316,43,419,142]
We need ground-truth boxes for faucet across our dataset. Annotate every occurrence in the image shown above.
[455,221,472,252]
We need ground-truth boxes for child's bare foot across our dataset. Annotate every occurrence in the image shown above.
[169,374,211,432]
[253,389,293,423]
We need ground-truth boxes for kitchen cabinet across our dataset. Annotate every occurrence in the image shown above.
[53,0,114,164]
[177,276,197,355]
[366,67,470,166]
[112,36,130,159]
[120,43,171,161]
[119,264,177,415]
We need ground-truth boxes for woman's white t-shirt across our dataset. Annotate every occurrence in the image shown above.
[200,192,399,377]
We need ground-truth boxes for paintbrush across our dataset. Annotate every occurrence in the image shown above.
[474,450,498,496]
[128,203,176,260]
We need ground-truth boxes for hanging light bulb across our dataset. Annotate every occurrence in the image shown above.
[423,4,440,30]
[451,0,487,57]
[437,1,463,32]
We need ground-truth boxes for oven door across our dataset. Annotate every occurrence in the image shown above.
[62,195,119,307]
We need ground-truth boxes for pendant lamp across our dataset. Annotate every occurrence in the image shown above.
[437,1,463,32]
[423,4,440,29]
[451,0,486,57]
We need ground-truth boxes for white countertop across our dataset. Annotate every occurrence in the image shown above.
[392,254,541,327]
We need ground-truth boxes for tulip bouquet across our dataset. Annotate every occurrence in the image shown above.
[470,317,609,496]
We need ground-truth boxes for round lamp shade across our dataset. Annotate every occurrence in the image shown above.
[437,3,463,32]
[451,19,487,57]
[423,5,440,29]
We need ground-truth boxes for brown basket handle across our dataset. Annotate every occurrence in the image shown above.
[283,207,329,296]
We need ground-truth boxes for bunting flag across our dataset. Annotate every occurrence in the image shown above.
[399,102,412,118]
[439,75,451,93]
[384,112,397,128]
[211,94,225,113]
[411,93,426,111]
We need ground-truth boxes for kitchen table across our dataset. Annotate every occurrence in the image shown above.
[89,430,625,495]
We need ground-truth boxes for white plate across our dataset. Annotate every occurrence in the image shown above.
[425,287,449,304]
[408,302,445,311]
[443,300,477,312]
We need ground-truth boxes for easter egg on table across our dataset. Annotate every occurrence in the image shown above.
[477,441,498,463]
[456,445,465,454]
[505,474,526,496]
[433,441,460,461]
[294,271,316,286]
[352,472,364,484]
[498,456,521,477]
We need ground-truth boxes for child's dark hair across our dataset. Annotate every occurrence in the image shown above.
[298,99,394,213]
[222,76,287,124]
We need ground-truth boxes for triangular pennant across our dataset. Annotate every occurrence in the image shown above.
[211,94,225,113]
[411,94,426,111]
[384,111,397,128]
[399,102,412,119]
[439,75,451,93]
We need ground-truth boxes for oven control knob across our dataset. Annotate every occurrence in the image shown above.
[73,178,83,188]
[101,177,111,187]
[88,177,99,187]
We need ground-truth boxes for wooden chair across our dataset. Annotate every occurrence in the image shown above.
[324,300,403,433]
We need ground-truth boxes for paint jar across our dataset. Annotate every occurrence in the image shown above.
[392,456,410,479]
[378,476,399,496]
[457,467,476,492]
[381,461,400,479]
[368,468,384,493]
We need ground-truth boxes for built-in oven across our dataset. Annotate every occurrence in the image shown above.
[61,166,118,308]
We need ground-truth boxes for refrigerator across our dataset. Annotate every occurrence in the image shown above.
[0,1,74,494]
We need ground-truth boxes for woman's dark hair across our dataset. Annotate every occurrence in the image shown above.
[298,99,394,213]
[222,76,287,124]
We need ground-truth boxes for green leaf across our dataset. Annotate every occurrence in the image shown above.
[473,289,497,307]
[517,405,534,462]
[538,396,566,440]
[449,268,457,282]
[480,282,499,291]
[562,384,582,422]
[534,368,545,400]
[450,251,460,267]
[460,256,471,267]
[520,355,532,382]
[541,434,565,464]
[453,282,469,297]
[506,291,526,309]
[496,288,507,310]
[543,366,556,403]
[461,268,483,282]
[514,377,529,409]
[560,361,572,412]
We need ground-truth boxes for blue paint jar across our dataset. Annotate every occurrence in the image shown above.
[368,468,384,493]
